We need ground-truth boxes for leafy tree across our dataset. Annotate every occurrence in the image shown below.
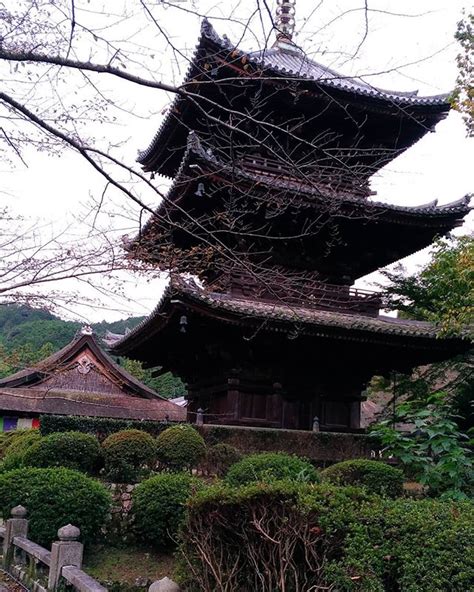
[451,12,474,136]
[121,357,185,399]
[382,236,473,335]
[371,391,473,499]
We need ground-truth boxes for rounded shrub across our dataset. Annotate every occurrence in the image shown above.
[132,472,202,548]
[225,452,319,486]
[320,459,404,498]
[0,467,111,547]
[1,430,42,471]
[156,424,206,471]
[205,443,242,476]
[102,429,156,482]
[23,431,101,474]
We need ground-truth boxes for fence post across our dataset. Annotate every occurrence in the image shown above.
[48,524,83,591]
[196,408,204,426]
[2,505,28,568]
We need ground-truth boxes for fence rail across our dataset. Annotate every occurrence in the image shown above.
[0,506,107,592]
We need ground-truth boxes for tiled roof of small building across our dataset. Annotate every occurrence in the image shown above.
[0,331,186,422]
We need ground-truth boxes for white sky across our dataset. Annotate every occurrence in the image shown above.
[1,0,473,321]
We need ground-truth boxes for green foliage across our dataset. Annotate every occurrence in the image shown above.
[0,467,111,547]
[156,425,206,471]
[121,359,185,399]
[0,342,55,378]
[23,431,102,474]
[132,473,202,549]
[40,414,172,440]
[451,12,474,136]
[204,443,242,476]
[225,452,319,486]
[383,236,474,335]
[179,481,474,592]
[320,459,404,498]
[1,429,42,471]
[371,391,473,499]
[102,429,156,482]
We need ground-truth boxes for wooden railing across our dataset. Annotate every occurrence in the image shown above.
[213,274,382,317]
[0,505,106,592]
[238,154,371,198]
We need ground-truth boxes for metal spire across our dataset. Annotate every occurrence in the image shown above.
[275,0,296,42]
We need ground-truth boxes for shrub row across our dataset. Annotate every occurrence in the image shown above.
[40,414,173,440]
[178,481,474,592]
[1,425,207,482]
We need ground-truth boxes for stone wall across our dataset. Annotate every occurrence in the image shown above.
[106,483,137,543]
[197,424,380,466]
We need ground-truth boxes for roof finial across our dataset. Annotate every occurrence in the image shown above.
[275,0,296,42]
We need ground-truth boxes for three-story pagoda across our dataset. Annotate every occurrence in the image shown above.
[113,3,471,431]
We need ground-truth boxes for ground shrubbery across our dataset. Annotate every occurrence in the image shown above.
[132,473,203,548]
[203,443,242,476]
[0,429,42,471]
[0,467,111,547]
[156,425,206,471]
[102,429,156,482]
[320,459,404,498]
[23,431,102,474]
[225,452,319,486]
[178,481,474,592]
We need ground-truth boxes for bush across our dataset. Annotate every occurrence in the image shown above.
[40,414,172,441]
[204,443,242,476]
[102,429,156,482]
[1,430,42,471]
[23,431,102,474]
[320,459,404,498]
[0,467,111,547]
[156,425,206,471]
[225,452,319,486]
[179,481,474,591]
[132,473,202,548]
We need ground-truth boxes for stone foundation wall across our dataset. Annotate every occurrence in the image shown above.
[106,483,137,543]
[198,424,380,466]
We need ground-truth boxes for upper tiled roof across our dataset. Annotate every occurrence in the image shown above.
[200,19,448,106]
[137,19,450,169]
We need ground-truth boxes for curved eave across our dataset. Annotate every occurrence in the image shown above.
[137,19,450,175]
[111,279,472,358]
[131,134,471,251]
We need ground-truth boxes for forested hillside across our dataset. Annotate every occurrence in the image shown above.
[0,305,185,398]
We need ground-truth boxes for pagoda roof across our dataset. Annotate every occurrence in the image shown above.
[112,277,472,358]
[0,330,185,422]
[138,19,450,174]
[132,133,471,279]
[153,132,471,221]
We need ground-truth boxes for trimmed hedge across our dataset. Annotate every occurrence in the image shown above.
[321,459,404,498]
[102,429,156,482]
[40,414,174,440]
[0,467,111,547]
[133,473,203,548]
[156,425,206,471]
[1,430,42,471]
[23,431,102,474]
[225,452,319,486]
[179,481,474,591]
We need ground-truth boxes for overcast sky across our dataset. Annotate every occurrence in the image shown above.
[2,0,472,322]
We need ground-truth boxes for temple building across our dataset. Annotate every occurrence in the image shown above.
[0,327,185,430]
[112,3,471,432]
